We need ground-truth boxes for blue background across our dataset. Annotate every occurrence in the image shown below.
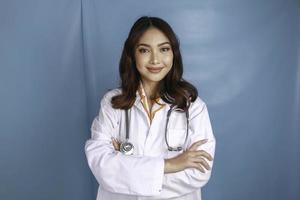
[0,0,299,199]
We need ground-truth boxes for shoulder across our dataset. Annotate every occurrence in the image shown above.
[189,96,208,118]
[191,96,206,109]
[102,88,122,100]
[100,88,122,107]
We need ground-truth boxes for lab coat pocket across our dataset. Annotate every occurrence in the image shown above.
[166,129,186,158]
[167,128,186,149]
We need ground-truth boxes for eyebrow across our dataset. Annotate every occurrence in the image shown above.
[136,42,171,48]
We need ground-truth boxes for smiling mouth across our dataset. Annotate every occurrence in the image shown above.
[146,67,163,73]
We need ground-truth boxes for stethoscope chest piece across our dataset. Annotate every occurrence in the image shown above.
[120,141,134,155]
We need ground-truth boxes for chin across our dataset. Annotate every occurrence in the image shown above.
[143,76,165,83]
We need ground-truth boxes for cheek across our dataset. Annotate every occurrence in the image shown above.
[135,57,147,74]
[135,54,149,67]
[163,54,174,67]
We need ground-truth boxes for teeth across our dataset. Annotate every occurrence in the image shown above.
[148,68,162,73]
[148,68,162,70]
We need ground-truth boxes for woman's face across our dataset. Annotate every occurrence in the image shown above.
[134,27,174,85]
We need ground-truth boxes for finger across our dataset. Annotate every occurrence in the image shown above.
[115,145,120,151]
[191,162,205,173]
[197,163,206,173]
[114,138,120,145]
[111,138,120,150]
[112,140,118,149]
[112,137,121,144]
[189,139,208,151]
[194,150,213,161]
[192,157,211,170]
[191,139,208,147]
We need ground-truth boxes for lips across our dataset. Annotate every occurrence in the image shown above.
[146,67,163,73]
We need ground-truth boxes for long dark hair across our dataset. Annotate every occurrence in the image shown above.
[111,16,198,110]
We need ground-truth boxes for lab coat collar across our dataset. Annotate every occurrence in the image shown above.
[133,82,171,111]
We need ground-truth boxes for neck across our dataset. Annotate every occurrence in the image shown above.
[141,79,160,99]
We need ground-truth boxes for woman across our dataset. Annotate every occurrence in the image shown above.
[85,16,216,200]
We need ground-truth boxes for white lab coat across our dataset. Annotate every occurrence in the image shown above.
[85,88,216,200]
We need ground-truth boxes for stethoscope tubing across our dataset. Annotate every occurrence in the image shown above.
[122,104,190,154]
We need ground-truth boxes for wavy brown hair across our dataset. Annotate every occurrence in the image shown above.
[111,16,198,110]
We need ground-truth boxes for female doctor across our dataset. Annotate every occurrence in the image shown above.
[85,16,216,200]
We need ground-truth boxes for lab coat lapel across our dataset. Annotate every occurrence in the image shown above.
[133,93,171,114]
[133,91,151,125]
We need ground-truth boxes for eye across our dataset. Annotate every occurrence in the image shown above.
[160,47,171,52]
[138,48,149,54]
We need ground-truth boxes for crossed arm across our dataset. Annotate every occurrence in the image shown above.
[112,137,213,174]
[85,94,216,198]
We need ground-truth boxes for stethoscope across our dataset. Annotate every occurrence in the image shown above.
[120,104,190,155]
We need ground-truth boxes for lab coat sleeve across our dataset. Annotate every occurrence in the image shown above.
[84,91,164,196]
[159,97,216,198]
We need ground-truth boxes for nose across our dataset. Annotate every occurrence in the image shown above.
[149,50,160,65]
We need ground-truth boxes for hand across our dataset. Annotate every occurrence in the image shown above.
[111,137,120,151]
[164,139,213,173]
